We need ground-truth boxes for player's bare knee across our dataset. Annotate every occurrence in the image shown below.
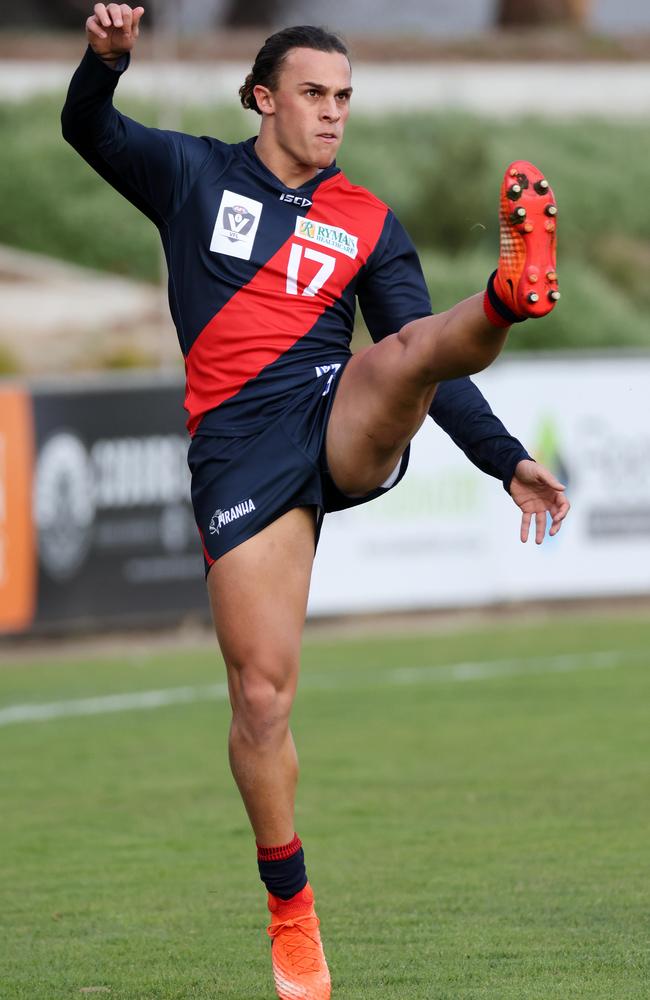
[230,664,295,746]
[395,321,440,386]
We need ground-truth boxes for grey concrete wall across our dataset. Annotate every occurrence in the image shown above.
[279,0,493,37]
[592,0,650,33]
[277,0,650,35]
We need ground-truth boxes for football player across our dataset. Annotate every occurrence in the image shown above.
[63,8,569,997]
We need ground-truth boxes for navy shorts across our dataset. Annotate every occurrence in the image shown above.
[188,363,410,571]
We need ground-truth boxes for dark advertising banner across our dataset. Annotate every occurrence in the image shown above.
[27,374,207,631]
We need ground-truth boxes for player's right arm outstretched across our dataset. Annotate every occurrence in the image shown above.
[62,4,216,227]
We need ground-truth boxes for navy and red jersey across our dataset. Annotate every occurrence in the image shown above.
[61,47,530,487]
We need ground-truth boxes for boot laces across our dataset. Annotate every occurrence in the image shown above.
[269,913,324,974]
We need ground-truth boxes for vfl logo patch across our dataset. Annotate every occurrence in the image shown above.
[209,498,256,536]
[210,190,263,261]
[223,205,255,243]
[294,217,358,259]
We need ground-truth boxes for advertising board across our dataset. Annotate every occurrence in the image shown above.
[309,356,650,614]
[1,375,206,633]
[1,356,648,633]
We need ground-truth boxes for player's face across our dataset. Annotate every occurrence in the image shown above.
[265,48,352,172]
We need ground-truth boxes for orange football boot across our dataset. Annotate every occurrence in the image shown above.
[267,883,331,1000]
[493,160,560,319]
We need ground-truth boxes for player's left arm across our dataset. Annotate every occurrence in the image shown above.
[357,210,570,541]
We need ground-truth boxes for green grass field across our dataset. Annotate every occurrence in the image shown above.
[1,614,649,999]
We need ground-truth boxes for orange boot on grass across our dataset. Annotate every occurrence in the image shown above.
[267,882,331,1000]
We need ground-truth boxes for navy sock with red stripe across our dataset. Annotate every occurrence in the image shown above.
[257,833,308,900]
[483,269,527,328]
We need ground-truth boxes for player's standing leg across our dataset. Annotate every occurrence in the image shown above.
[207,506,331,1000]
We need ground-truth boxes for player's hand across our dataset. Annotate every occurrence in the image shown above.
[509,458,570,544]
[86,4,144,64]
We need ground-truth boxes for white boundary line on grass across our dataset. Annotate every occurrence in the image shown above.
[0,649,639,729]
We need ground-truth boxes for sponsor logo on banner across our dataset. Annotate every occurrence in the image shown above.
[579,419,650,539]
[209,499,256,535]
[534,415,571,489]
[531,409,650,540]
[35,432,97,580]
[210,190,263,260]
[34,432,191,580]
[294,216,358,258]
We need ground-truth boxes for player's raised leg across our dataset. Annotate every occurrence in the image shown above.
[207,506,331,1000]
[327,160,559,496]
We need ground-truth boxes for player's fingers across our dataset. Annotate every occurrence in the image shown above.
[535,511,546,545]
[549,494,571,535]
[552,493,570,519]
[106,3,124,27]
[537,471,566,492]
[94,3,112,27]
[86,14,108,38]
[120,4,132,31]
[520,511,531,544]
[132,6,145,31]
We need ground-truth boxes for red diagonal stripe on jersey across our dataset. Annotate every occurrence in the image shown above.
[184,173,388,434]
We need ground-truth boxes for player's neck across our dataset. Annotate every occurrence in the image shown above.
[254,134,321,191]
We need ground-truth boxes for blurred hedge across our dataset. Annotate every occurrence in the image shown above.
[1,94,649,352]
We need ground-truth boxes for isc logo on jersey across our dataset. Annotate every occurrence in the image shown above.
[295,217,358,259]
[210,190,263,260]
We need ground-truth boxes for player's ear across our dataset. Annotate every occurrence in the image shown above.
[253,84,275,115]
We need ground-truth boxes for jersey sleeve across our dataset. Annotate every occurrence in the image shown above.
[357,210,433,338]
[431,378,531,492]
[61,46,226,226]
[357,210,530,491]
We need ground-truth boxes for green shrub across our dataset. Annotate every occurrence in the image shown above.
[0,340,20,375]
[398,129,494,255]
[590,234,650,311]
[1,95,649,352]
[99,344,158,370]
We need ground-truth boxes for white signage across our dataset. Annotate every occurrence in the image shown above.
[308,355,650,615]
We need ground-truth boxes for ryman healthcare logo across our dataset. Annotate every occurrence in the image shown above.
[294,217,358,259]
[209,498,256,536]
[210,190,263,261]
